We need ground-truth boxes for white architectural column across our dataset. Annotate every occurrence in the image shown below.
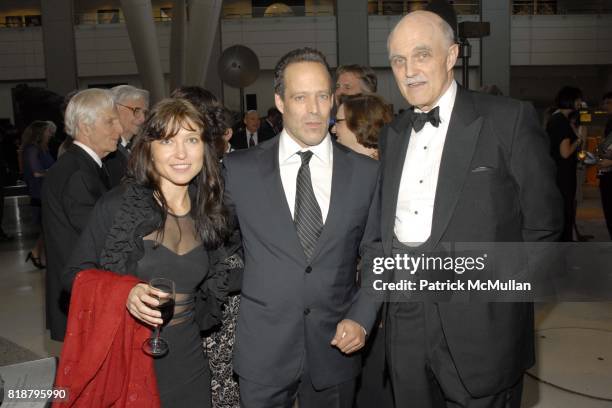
[185,0,223,87]
[203,24,223,99]
[336,0,369,66]
[170,0,187,91]
[40,0,78,96]
[480,1,511,95]
[120,0,166,102]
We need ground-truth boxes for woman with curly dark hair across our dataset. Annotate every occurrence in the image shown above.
[171,85,242,408]
[332,93,394,408]
[332,93,392,160]
[61,98,241,407]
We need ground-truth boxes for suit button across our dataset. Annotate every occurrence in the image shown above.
[304,308,311,315]
[305,266,312,274]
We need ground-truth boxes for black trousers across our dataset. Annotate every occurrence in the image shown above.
[355,314,394,408]
[386,302,523,408]
[599,173,612,240]
[239,356,356,408]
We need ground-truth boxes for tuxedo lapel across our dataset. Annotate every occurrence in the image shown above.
[257,139,307,262]
[381,111,412,255]
[309,142,352,262]
[428,87,483,247]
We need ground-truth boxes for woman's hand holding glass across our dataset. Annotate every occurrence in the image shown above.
[126,282,169,326]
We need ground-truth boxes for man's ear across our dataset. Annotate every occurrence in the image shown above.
[76,121,90,142]
[275,93,285,114]
[447,43,459,71]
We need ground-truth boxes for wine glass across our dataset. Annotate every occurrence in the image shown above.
[142,278,175,357]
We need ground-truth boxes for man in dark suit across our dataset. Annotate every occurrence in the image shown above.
[259,107,282,141]
[230,110,273,149]
[224,47,380,408]
[42,88,123,341]
[376,11,562,407]
[104,85,149,187]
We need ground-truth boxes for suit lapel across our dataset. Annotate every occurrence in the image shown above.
[257,139,307,262]
[428,87,483,247]
[381,111,412,255]
[309,142,351,262]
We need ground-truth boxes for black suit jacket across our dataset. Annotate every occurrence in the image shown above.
[224,137,380,389]
[377,87,563,396]
[259,119,281,141]
[42,144,110,340]
[230,127,275,150]
[104,143,129,188]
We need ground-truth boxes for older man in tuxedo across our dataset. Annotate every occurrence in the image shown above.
[224,47,380,408]
[42,88,123,341]
[375,11,562,407]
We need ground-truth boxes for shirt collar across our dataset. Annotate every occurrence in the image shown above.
[414,80,457,126]
[279,129,332,165]
[73,141,103,167]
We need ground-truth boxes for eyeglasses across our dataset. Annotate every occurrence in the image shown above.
[117,103,149,118]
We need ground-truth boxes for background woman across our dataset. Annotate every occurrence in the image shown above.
[332,93,392,160]
[64,98,239,407]
[546,86,584,241]
[332,93,394,408]
[20,120,56,268]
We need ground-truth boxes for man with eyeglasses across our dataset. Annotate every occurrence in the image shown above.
[105,85,149,187]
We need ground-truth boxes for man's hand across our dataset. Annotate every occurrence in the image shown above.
[330,319,366,354]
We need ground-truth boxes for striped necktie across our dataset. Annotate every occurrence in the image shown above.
[294,151,323,260]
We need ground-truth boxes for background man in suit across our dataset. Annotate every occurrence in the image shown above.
[42,88,123,341]
[334,64,378,105]
[104,85,149,187]
[224,47,380,408]
[259,107,282,141]
[377,11,562,407]
[231,110,267,149]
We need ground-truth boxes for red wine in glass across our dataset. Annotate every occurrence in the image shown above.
[142,278,175,357]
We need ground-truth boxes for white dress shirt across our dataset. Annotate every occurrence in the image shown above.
[394,80,458,244]
[278,129,333,223]
[73,141,103,168]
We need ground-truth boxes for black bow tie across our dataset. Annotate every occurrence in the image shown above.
[411,106,441,132]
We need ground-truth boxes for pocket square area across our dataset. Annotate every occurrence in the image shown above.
[471,166,495,173]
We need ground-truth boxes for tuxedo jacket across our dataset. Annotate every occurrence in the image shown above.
[224,137,380,389]
[377,87,563,396]
[230,127,275,150]
[104,142,129,188]
[42,144,109,340]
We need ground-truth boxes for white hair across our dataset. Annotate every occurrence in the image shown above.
[64,88,115,137]
[110,84,150,107]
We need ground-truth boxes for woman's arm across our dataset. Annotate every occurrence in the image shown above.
[559,135,582,159]
[24,146,46,177]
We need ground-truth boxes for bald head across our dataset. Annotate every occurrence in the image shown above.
[387,10,459,112]
[388,11,455,52]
